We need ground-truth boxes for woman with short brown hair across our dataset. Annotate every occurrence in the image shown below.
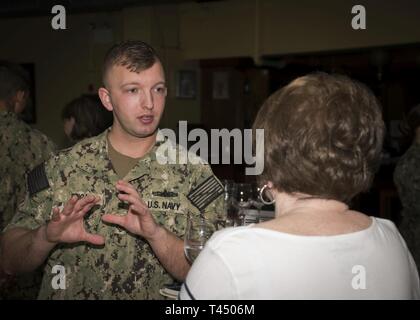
[180,73,419,300]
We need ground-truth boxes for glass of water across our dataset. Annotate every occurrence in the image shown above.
[184,215,215,263]
[223,180,238,227]
[236,183,252,226]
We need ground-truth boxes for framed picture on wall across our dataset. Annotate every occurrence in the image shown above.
[212,71,230,100]
[176,70,197,99]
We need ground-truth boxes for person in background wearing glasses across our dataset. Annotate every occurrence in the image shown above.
[0,41,223,299]
[180,73,420,299]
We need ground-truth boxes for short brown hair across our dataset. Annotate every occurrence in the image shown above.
[253,73,385,202]
[400,104,420,139]
[0,61,30,111]
[62,94,113,141]
[102,40,160,86]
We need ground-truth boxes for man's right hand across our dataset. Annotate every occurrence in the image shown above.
[45,195,105,245]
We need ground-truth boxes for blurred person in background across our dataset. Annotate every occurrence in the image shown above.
[394,104,420,275]
[0,60,55,299]
[62,93,113,146]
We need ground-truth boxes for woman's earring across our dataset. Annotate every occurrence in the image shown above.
[259,184,275,205]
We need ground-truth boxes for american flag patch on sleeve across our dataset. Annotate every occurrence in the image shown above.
[187,176,224,212]
[27,163,50,197]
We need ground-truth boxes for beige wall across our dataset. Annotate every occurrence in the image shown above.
[260,0,420,55]
[180,0,420,59]
[1,0,419,146]
[121,5,202,130]
[180,0,256,59]
[0,11,122,147]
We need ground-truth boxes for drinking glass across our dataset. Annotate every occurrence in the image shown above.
[250,183,265,223]
[222,180,238,227]
[236,183,252,226]
[184,215,215,263]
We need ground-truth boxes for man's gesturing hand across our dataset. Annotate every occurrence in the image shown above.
[102,181,160,241]
[46,195,105,245]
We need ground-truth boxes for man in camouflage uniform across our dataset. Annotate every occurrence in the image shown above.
[0,61,55,299]
[394,104,420,275]
[0,41,223,299]
[0,61,56,232]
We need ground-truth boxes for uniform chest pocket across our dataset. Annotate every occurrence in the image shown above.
[53,188,105,233]
[147,197,183,213]
[147,195,189,237]
[143,185,185,215]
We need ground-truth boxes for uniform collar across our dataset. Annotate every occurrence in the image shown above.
[75,128,170,182]
[74,129,111,175]
[123,130,170,183]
